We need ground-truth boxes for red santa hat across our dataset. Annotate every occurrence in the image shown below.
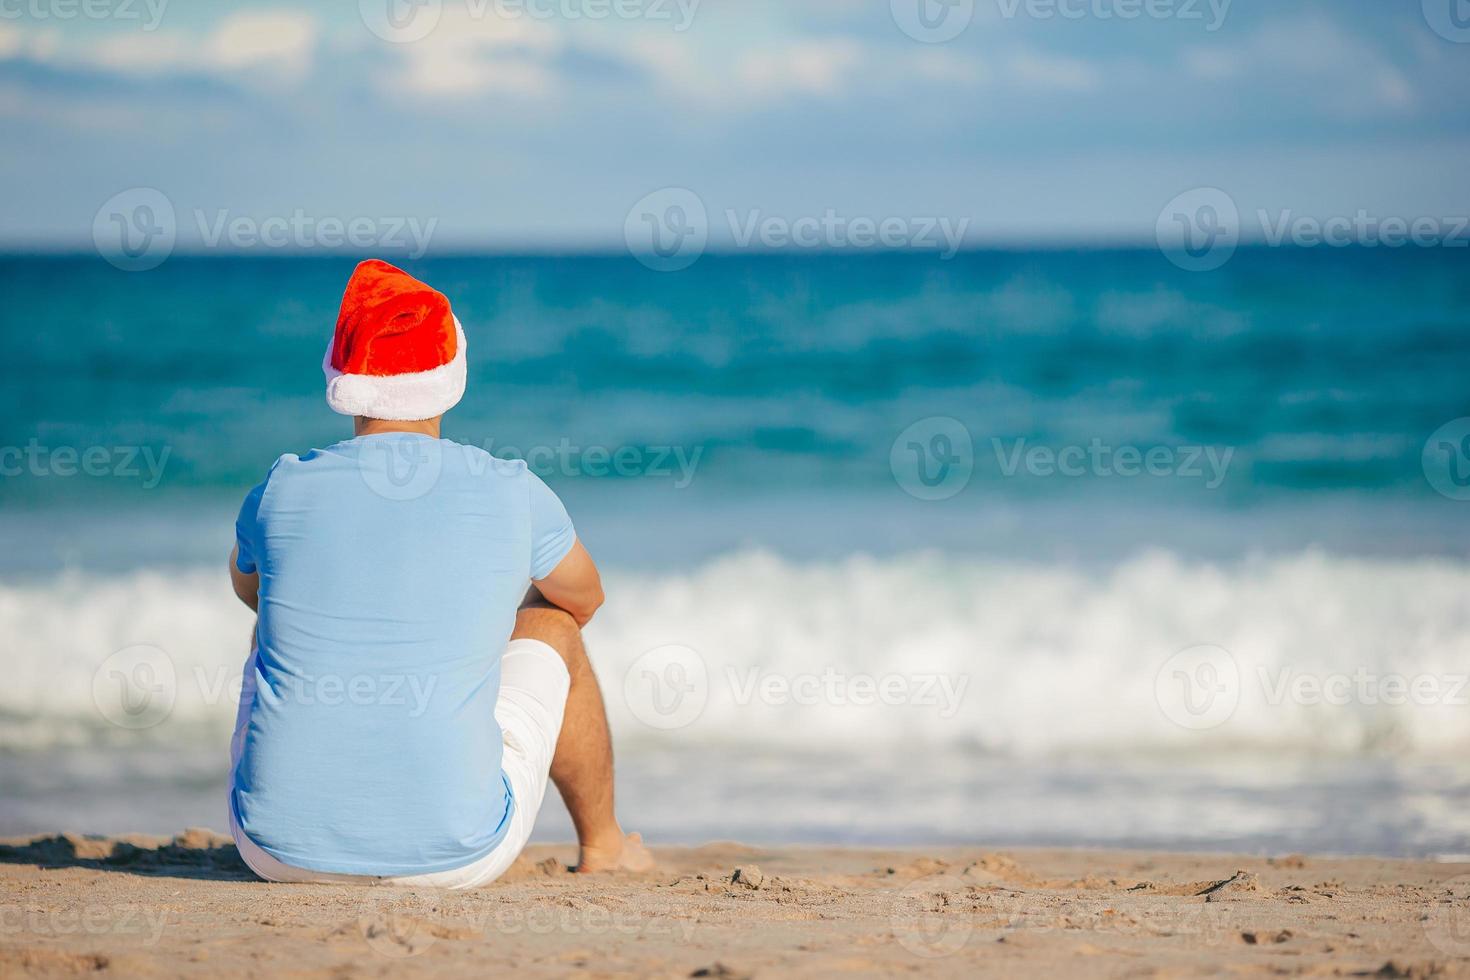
[323,259,467,420]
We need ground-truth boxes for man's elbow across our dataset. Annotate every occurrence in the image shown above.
[233,583,259,612]
[573,586,605,628]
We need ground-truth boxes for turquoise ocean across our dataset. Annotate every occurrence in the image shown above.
[3,248,1470,857]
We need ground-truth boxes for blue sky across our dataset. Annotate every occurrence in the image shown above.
[2,0,1468,249]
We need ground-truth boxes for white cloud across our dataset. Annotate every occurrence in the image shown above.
[1370,67,1413,110]
[1181,15,1416,114]
[613,34,859,107]
[620,34,695,89]
[1,10,317,85]
[908,49,987,86]
[1006,47,1101,94]
[1180,46,1237,81]
[0,23,60,63]
[385,11,562,100]
[88,32,193,75]
[622,34,985,109]
[205,11,317,80]
[736,38,864,99]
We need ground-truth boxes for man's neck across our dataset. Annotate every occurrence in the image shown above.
[354,417,442,438]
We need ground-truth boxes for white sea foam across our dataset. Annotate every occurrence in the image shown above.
[3,549,1469,757]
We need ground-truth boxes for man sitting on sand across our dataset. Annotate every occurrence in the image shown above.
[224,259,650,887]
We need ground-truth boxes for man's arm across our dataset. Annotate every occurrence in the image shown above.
[229,544,260,612]
[530,539,603,628]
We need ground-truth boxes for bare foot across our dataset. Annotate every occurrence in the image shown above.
[575,832,655,874]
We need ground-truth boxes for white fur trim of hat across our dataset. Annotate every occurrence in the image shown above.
[323,316,467,421]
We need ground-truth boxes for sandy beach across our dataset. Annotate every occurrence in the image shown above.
[1,831,1465,978]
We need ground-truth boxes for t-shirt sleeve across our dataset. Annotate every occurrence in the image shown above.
[528,472,576,580]
[234,478,269,575]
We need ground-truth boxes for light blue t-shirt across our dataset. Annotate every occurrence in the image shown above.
[231,433,576,876]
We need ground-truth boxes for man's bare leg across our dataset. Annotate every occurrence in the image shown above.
[512,597,654,873]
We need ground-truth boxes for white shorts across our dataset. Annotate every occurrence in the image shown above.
[228,638,570,889]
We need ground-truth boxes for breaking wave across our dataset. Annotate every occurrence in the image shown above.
[3,548,1468,757]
